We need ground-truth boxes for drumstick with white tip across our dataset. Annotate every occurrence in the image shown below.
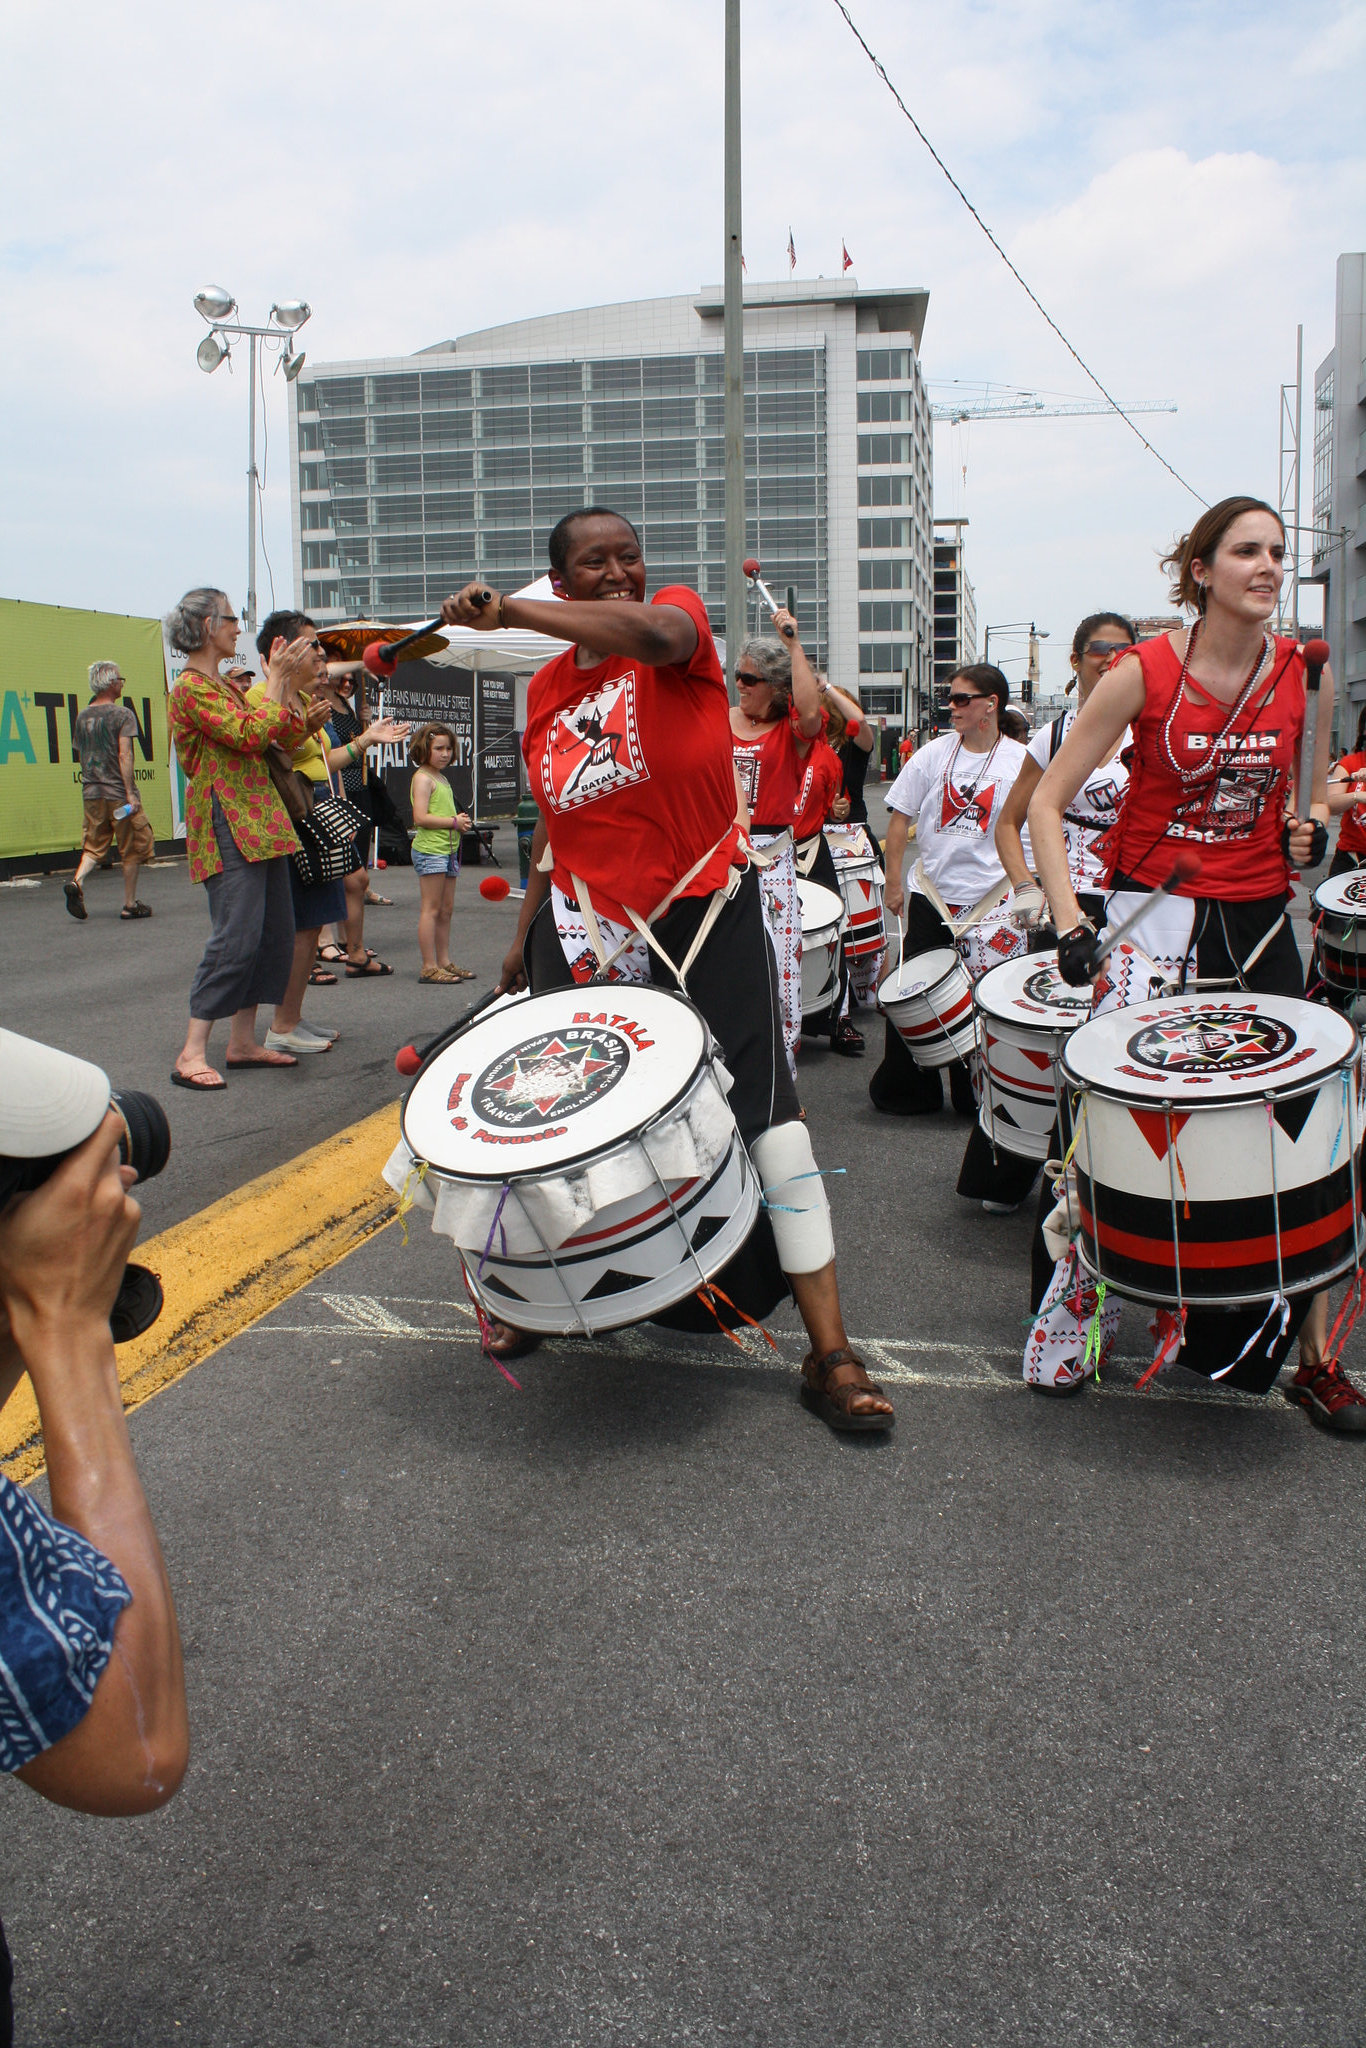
[743,558,796,641]
[1296,638,1331,823]
[1086,851,1203,972]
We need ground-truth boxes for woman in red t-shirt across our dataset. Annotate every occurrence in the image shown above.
[437,512,894,1432]
[1326,702,1366,874]
[729,616,824,1078]
[793,700,867,1055]
[1029,495,1364,1430]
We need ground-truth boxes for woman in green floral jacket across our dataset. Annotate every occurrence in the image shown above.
[166,588,326,1090]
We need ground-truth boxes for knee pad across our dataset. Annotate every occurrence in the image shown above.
[751,1120,834,1276]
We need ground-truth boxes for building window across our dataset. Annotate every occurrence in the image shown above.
[859,560,911,589]
[1314,365,1335,552]
[529,362,584,399]
[857,391,912,423]
[421,369,473,407]
[481,446,531,483]
[858,434,912,465]
[856,349,911,382]
[858,642,912,672]
[859,518,913,548]
[858,477,911,507]
[860,602,912,632]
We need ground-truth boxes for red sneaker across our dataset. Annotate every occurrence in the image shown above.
[1284,1356,1366,1434]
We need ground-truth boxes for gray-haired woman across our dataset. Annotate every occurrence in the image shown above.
[165,589,324,1090]
[728,610,824,1078]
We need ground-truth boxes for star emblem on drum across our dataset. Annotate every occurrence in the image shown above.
[473,1027,631,1128]
[1126,1009,1295,1075]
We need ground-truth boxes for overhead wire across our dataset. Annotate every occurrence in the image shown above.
[829,0,1208,508]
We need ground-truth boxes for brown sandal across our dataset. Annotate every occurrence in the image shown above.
[800,1347,894,1433]
[482,1320,543,1362]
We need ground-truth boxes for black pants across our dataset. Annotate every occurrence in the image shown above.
[868,892,977,1115]
[525,865,796,1329]
[1034,888,1318,1393]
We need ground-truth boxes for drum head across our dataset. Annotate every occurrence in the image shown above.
[879,947,961,1000]
[798,879,844,936]
[402,986,708,1180]
[1062,993,1355,1106]
[1313,871,1366,918]
[974,950,1093,1030]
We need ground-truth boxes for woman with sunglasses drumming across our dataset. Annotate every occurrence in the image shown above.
[871,664,1029,1120]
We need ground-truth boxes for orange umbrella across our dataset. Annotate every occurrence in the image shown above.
[316,619,448,664]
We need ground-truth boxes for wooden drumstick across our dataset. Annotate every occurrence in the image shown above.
[363,597,494,680]
[395,985,507,1077]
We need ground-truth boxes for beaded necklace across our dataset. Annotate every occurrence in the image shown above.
[941,732,1003,808]
[1159,618,1275,788]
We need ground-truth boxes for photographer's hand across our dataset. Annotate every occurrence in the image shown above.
[0,1115,188,1815]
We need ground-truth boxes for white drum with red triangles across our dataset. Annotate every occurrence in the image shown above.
[1060,994,1363,1307]
[393,987,759,1333]
[826,825,886,961]
[974,951,1092,1160]
[1313,870,1366,991]
[877,947,977,1068]
[798,880,844,1017]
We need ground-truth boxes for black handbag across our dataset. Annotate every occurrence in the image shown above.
[291,760,368,886]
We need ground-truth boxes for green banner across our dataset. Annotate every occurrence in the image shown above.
[0,599,174,862]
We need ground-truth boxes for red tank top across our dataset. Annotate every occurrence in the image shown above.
[732,712,808,831]
[1104,633,1304,899]
[1335,752,1366,856]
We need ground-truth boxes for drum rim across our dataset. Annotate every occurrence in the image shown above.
[1072,1237,1361,1309]
[1313,873,1366,913]
[1059,995,1359,1106]
[877,948,966,1001]
[401,985,719,1185]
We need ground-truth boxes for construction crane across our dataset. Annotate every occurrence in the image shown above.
[929,388,1176,424]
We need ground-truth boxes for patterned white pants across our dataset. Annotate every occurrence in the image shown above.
[753,833,801,1080]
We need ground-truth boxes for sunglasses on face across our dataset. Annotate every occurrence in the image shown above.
[948,691,988,709]
[1081,640,1131,659]
[735,670,768,686]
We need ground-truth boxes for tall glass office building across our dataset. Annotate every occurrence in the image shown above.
[291,280,933,705]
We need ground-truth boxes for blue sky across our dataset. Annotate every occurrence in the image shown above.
[2,0,1363,694]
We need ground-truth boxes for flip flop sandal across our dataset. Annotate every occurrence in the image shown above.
[800,1348,894,1433]
[225,1051,298,1068]
[345,955,393,976]
[170,1067,227,1092]
[365,892,393,906]
[316,943,347,964]
[308,965,339,986]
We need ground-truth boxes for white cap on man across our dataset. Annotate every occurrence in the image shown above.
[0,1029,111,1159]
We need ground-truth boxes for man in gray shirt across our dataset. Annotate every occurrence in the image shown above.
[65,662,155,921]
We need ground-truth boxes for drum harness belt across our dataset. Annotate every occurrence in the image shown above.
[912,860,1008,942]
[552,827,775,995]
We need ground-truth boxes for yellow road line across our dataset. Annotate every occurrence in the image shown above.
[2,1102,402,1485]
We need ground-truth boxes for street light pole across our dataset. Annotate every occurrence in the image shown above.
[723,0,745,701]
[246,332,259,640]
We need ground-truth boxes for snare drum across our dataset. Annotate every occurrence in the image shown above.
[799,880,844,1018]
[1061,994,1363,1307]
[877,947,977,1068]
[388,986,760,1335]
[1313,871,1366,990]
[826,826,886,960]
[974,951,1092,1160]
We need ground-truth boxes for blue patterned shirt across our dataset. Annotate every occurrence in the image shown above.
[0,1474,131,1773]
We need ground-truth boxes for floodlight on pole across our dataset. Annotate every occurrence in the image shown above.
[190,287,313,638]
[270,300,311,332]
[193,285,237,322]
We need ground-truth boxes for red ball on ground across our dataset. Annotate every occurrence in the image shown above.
[395,1046,422,1076]
[375,859,387,870]
[479,874,511,901]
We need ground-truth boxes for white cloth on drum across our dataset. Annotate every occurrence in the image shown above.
[1091,891,1196,1014]
[551,882,651,986]
[753,831,801,1078]
[389,1069,737,1258]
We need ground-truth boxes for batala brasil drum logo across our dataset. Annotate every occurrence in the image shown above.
[1022,964,1091,1012]
[1125,1009,1295,1075]
[472,1027,630,1129]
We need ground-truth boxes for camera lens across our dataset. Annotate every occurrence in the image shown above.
[110,1090,171,1183]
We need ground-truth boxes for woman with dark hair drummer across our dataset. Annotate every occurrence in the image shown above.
[1325,703,1366,880]
[438,510,894,1433]
[871,662,1028,1119]
[729,620,823,1079]
[791,692,866,1055]
[1308,707,1366,1010]
[1030,495,1366,1429]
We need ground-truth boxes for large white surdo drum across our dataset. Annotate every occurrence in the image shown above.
[1313,870,1366,991]
[877,947,977,1068]
[826,825,886,962]
[798,880,845,1018]
[1060,994,1364,1307]
[392,987,760,1334]
[974,951,1092,1160]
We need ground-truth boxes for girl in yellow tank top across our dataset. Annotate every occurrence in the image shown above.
[409,723,474,983]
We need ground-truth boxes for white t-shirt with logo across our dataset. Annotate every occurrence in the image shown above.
[1026,709,1131,894]
[887,731,1028,909]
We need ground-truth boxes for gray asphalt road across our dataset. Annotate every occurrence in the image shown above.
[3,812,1359,2046]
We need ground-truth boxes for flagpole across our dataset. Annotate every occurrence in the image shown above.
[723,0,745,705]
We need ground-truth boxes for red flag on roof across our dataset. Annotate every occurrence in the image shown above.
[841,240,853,273]
[787,228,796,272]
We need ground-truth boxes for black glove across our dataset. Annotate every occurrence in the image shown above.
[1056,921,1099,987]
[1281,819,1328,868]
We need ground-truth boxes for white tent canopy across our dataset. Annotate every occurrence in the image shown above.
[419,577,570,675]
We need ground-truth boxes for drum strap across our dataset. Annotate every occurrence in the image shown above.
[569,829,743,993]
[913,860,1009,938]
[794,833,822,877]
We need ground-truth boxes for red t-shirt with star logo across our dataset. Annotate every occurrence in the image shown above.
[523,586,744,926]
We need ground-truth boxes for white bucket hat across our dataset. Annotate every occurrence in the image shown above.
[0,1029,111,1160]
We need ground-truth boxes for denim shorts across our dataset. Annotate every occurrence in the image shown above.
[412,847,461,878]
